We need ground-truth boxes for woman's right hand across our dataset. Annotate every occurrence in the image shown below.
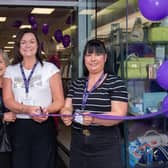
[60,107,73,126]
[25,105,48,123]
[23,105,41,116]
[31,107,48,123]
[3,112,16,122]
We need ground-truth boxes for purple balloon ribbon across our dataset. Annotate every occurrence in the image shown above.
[34,109,167,120]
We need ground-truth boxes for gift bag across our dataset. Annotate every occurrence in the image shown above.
[153,145,168,162]
[148,27,168,42]
[118,54,155,79]
[137,130,168,148]
[129,130,168,168]
[129,17,144,42]
[0,122,12,152]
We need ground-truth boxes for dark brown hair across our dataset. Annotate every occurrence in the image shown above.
[12,28,43,65]
[83,39,113,76]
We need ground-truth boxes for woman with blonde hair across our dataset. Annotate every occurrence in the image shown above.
[0,49,16,168]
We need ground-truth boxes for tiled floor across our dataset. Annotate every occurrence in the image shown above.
[57,119,71,167]
[57,119,71,150]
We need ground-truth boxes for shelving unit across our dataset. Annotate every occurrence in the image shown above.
[109,24,168,168]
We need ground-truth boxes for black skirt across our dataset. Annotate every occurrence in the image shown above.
[0,152,12,168]
[70,122,123,168]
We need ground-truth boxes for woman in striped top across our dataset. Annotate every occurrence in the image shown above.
[61,39,128,168]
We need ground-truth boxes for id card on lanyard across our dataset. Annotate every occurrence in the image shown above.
[74,73,105,124]
[20,62,38,105]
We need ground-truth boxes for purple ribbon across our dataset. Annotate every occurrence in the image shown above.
[35,109,168,120]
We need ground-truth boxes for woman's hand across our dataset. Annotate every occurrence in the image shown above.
[3,112,16,122]
[83,112,94,126]
[60,107,73,126]
[23,105,48,123]
[31,107,48,123]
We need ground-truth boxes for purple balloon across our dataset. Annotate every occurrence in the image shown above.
[42,24,49,35]
[31,23,38,31]
[161,95,168,116]
[28,15,36,25]
[12,20,22,28]
[138,0,167,21]
[62,34,70,48]
[156,60,168,90]
[54,29,63,43]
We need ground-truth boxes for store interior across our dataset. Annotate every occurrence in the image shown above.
[0,0,168,167]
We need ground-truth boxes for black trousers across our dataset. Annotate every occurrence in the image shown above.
[11,118,57,168]
[70,122,123,168]
[0,152,12,168]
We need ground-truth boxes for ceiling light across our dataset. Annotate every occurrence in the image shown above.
[8,41,15,44]
[79,9,95,15]
[0,17,7,22]
[12,35,16,38]
[4,50,11,52]
[20,25,31,29]
[4,46,14,49]
[31,8,55,14]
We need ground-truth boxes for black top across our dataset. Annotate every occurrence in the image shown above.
[0,88,8,125]
[67,74,128,113]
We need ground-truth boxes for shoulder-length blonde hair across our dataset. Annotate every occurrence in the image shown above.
[0,49,10,66]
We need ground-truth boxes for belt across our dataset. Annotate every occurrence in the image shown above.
[72,122,117,136]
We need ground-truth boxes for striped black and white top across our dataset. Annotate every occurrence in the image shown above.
[67,74,128,114]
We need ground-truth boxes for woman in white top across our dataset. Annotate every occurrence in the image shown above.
[3,28,64,168]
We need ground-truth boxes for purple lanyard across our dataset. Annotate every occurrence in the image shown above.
[20,62,38,95]
[81,73,105,111]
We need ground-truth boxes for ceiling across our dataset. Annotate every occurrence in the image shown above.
[0,0,134,58]
[0,6,74,56]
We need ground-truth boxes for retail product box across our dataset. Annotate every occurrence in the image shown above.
[143,92,167,113]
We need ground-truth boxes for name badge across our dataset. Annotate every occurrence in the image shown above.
[22,95,34,106]
[74,109,83,124]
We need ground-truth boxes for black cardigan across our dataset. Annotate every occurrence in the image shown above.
[0,88,6,121]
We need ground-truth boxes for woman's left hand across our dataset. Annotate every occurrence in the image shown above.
[3,112,16,122]
[83,112,94,126]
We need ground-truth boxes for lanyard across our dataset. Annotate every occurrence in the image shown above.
[20,62,38,95]
[81,73,105,111]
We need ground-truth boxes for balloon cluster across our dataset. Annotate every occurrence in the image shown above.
[156,61,168,113]
[138,0,168,112]
[29,15,70,48]
[138,0,168,21]
[28,15,38,31]
[12,15,71,48]
[28,15,71,47]
[28,15,50,34]
[54,29,71,48]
